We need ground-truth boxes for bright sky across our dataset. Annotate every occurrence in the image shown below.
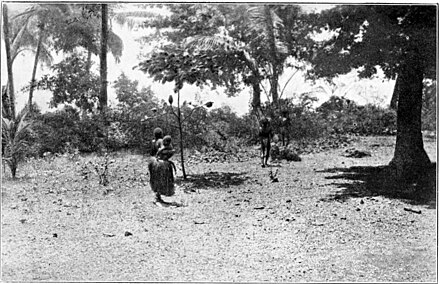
[1,3,396,116]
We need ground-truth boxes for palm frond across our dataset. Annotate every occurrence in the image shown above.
[245,5,287,55]
[183,35,232,51]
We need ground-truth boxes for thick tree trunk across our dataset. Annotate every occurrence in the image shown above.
[269,73,279,105]
[251,80,263,119]
[99,4,108,115]
[389,60,431,178]
[264,6,279,105]
[389,74,401,110]
[28,33,43,112]
[3,5,16,118]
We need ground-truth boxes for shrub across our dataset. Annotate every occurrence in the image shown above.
[33,106,81,155]
[2,110,34,178]
[317,96,397,136]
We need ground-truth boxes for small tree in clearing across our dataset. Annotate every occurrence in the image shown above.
[2,109,34,178]
[138,49,216,179]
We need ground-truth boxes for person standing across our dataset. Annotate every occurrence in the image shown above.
[148,128,176,204]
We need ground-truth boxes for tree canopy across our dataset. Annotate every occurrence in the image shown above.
[309,5,436,80]
[137,4,314,114]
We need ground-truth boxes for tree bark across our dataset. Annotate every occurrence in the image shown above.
[389,74,401,110]
[99,4,108,115]
[389,58,431,178]
[177,92,187,180]
[28,32,43,112]
[251,79,263,119]
[3,5,16,118]
[264,6,279,105]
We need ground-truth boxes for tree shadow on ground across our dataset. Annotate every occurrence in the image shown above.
[318,163,436,208]
[177,171,249,191]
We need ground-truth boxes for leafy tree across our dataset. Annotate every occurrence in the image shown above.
[309,5,436,177]
[35,53,101,113]
[112,73,160,149]
[138,5,267,114]
[114,73,159,112]
[139,4,317,120]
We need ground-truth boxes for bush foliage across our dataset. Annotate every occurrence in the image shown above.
[18,74,438,161]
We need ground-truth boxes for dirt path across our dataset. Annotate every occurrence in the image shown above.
[1,136,437,282]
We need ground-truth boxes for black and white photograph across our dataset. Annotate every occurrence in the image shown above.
[1,1,437,282]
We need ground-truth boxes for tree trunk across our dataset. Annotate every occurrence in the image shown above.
[389,74,401,110]
[177,91,187,179]
[10,163,17,179]
[264,6,279,105]
[389,59,431,178]
[3,5,16,118]
[269,73,279,105]
[28,33,43,112]
[99,4,108,115]
[251,80,263,119]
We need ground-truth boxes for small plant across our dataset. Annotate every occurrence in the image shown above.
[1,109,34,178]
[79,153,114,192]
[88,153,115,187]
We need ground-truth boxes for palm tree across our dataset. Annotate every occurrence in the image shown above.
[21,4,67,111]
[182,4,290,117]
[3,4,16,119]
[3,4,70,114]
[100,4,108,115]
[2,109,33,178]
[247,5,288,105]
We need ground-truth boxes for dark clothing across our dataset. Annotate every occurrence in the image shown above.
[150,138,163,156]
[148,158,175,197]
[148,137,175,197]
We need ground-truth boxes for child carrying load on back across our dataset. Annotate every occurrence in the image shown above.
[156,135,177,174]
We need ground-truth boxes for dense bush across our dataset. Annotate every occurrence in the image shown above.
[261,96,327,144]
[316,96,397,136]
[26,71,408,158]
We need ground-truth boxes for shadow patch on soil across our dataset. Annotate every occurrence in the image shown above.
[179,171,249,190]
[319,163,436,208]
